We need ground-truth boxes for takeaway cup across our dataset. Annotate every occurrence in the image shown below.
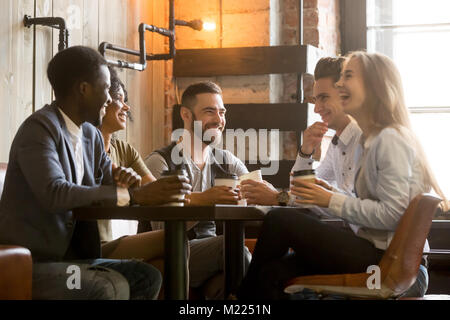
[291,169,316,208]
[161,167,188,206]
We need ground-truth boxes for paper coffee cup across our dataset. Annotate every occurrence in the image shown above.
[214,173,241,205]
[214,176,238,189]
[161,167,188,207]
[291,169,316,208]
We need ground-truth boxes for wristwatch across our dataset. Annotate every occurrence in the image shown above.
[276,190,290,206]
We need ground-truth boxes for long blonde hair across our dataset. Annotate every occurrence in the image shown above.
[348,51,448,210]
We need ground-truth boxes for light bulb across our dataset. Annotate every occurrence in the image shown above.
[203,21,216,31]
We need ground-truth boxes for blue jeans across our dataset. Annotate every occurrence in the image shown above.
[32,258,162,300]
[400,264,429,298]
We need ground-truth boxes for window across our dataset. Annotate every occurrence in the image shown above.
[342,0,450,199]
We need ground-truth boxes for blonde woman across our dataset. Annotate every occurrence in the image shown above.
[238,51,447,300]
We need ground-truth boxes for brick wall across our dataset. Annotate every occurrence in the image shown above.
[163,0,341,158]
[281,0,341,159]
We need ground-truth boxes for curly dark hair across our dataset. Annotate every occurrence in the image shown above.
[108,66,128,102]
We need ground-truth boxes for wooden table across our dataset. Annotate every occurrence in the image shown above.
[73,204,271,300]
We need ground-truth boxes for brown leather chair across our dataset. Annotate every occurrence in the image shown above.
[284,193,442,299]
[0,162,33,300]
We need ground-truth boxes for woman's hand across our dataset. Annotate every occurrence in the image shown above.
[290,179,333,208]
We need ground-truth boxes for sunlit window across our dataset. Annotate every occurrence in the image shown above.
[367,0,450,198]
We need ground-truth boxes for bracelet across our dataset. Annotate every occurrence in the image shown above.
[298,147,314,159]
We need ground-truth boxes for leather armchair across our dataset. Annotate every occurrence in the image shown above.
[0,162,33,300]
[0,245,32,299]
[284,193,442,299]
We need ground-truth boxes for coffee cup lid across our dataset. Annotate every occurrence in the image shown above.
[292,169,316,177]
[214,172,238,180]
[162,167,187,176]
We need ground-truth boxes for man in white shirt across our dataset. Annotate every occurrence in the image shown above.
[0,46,191,299]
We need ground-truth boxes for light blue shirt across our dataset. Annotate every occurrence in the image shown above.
[329,127,429,250]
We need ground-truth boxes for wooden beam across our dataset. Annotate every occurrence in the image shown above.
[172,103,309,132]
[225,103,308,131]
[173,45,322,77]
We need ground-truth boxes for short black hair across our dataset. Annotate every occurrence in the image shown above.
[314,57,345,83]
[108,66,128,102]
[47,45,108,100]
[181,81,222,109]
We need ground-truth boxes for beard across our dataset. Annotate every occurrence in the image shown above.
[191,113,223,146]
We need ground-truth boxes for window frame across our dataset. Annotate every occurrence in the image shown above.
[339,0,450,212]
[340,0,450,112]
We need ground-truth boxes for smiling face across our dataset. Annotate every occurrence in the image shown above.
[102,85,130,133]
[336,57,367,117]
[182,92,226,145]
[312,77,347,130]
[81,65,112,127]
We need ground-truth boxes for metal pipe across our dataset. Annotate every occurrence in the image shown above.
[169,0,176,57]
[98,0,195,71]
[24,15,69,52]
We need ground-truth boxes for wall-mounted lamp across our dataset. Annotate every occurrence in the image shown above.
[174,19,216,32]
[175,19,203,31]
[202,22,217,32]
[99,0,212,72]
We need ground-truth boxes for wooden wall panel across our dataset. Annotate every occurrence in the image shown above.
[125,0,168,157]
[126,0,154,157]
[34,0,53,111]
[150,0,166,153]
[0,0,34,162]
[98,0,128,141]
[82,0,99,48]
[52,0,83,50]
[0,0,167,162]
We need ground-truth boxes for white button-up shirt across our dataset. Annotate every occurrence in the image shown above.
[290,120,363,217]
[291,119,363,196]
[59,108,84,185]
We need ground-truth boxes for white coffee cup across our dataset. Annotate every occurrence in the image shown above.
[214,173,243,205]
[214,173,239,189]
[291,169,316,208]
